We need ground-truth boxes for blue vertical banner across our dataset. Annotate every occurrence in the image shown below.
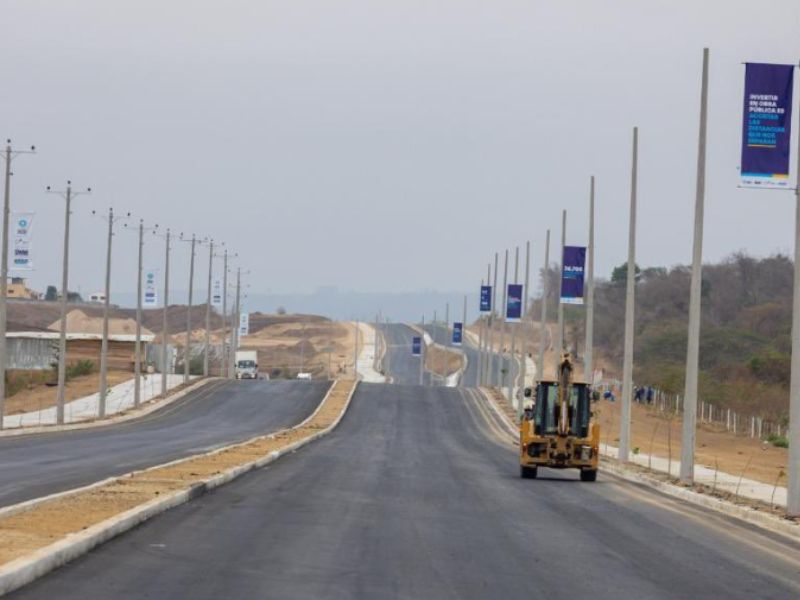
[506,284,523,322]
[561,246,587,305]
[452,322,463,346]
[740,63,795,188]
[480,285,492,313]
[411,336,422,356]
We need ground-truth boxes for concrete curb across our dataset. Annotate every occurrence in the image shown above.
[477,385,800,542]
[0,377,217,438]
[0,380,359,597]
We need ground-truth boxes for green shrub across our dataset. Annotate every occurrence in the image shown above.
[66,360,95,380]
[766,433,789,448]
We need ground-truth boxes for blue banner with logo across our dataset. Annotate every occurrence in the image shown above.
[561,246,586,305]
[480,285,492,313]
[411,336,422,356]
[452,322,463,346]
[741,63,794,189]
[506,284,523,322]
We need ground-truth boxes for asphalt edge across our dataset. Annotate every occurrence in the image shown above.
[476,386,800,542]
[0,377,217,438]
[0,379,359,597]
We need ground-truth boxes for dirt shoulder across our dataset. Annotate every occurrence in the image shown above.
[596,399,789,488]
[425,345,464,377]
[5,371,132,415]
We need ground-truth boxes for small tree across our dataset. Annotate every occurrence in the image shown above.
[45,285,58,302]
[276,306,287,315]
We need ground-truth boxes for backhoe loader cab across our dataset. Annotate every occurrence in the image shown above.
[519,354,600,481]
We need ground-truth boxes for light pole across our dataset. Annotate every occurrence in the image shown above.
[161,229,171,396]
[128,219,157,408]
[0,140,35,430]
[204,239,214,377]
[47,182,91,424]
[95,207,129,418]
[586,177,596,385]
[537,230,550,381]
[181,233,197,384]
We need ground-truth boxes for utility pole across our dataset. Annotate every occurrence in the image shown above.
[620,126,639,462]
[538,230,551,380]
[496,250,508,389]
[443,302,449,385]
[133,220,146,408]
[230,267,241,378]
[556,210,566,355]
[161,229,171,396]
[507,246,519,406]
[419,314,425,385]
[461,294,467,387]
[0,141,34,429]
[98,208,127,418]
[681,48,709,485]
[518,240,530,414]
[488,253,498,386]
[586,176,596,385]
[204,240,213,377]
[221,250,229,377]
[353,320,359,380]
[789,56,800,514]
[48,182,90,424]
[183,234,197,384]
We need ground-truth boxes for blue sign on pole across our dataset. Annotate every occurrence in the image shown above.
[506,284,523,322]
[741,63,795,188]
[411,336,422,356]
[561,246,587,305]
[452,322,463,346]
[480,285,492,313]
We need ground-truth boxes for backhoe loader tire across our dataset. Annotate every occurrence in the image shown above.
[520,465,538,479]
[580,469,598,482]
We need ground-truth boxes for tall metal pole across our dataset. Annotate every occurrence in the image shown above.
[556,210,566,355]
[538,230,551,380]
[585,176,596,384]
[0,143,34,428]
[518,240,530,412]
[161,230,171,396]
[496,250,508,388]
[221,250,228,377]
[786,60,800,516]
[55,186,73,424]
[419,315,425,385]
[681,48,709,485]
[229,267,240,378]
[98,208,114,418]
[619,126,639,462]
[507,246,519,405]
[184,234,196,384]
[134,220,144,407]
[461,294,467,387]
[0,146,11,428]
[353,320,359,380]
[488,253,498,386]
[204,240,213,377]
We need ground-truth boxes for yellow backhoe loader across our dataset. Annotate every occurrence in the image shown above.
[519,353,600,481]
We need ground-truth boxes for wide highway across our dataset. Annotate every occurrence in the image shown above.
[11,382,800,599]
[0,379,328,508]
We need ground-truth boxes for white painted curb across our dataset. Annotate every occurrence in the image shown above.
[0,380,359,597]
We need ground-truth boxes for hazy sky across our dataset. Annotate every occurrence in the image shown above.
[2,0,800,302]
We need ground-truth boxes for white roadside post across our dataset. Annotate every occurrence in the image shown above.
[537,230,550,380]
[619,126,639,463]
[585,177,596,385]
[47,182,91,424]
[681,48,710,485]
[0,141,34,429]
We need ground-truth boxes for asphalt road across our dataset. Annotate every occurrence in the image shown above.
[13,382,800,599]
[423,322,519,389]
[379,323,431,386]
[0,379,328,508]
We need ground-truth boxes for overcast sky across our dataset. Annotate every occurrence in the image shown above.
[1,0,800,302]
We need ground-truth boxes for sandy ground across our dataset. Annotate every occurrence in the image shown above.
[425,346,464,377]
[5,372,132,415]
[0,379,355,566]
[596,399,789,488]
